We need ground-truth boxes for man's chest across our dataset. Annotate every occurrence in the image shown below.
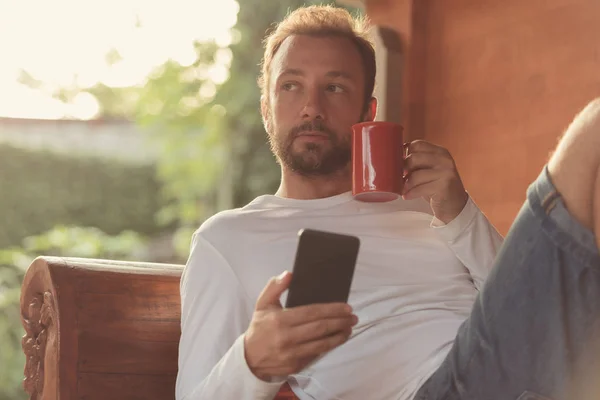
[226,214,469,306]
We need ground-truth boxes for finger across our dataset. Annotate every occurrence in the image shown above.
[404,152,454,174]
[289,328,352,361]
[404,152,438,173]
[403,168,440,194]
[403,179,444,200]
[287,315,358,345]
[281,302,353,326]
[259,329,353,377]
[255,271,292,311]
[405,140,448,155]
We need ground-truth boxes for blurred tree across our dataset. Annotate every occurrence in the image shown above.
[13,1,362,256]
[134,0,361,255]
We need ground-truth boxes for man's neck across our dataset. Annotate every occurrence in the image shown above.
[275,167,352,200]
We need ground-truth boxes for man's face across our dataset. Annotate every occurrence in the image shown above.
[263,34,371,176]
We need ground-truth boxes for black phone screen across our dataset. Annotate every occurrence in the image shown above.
[285,229,360,308]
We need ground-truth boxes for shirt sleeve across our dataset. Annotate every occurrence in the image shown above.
[430,196,504,289]
[176,233,285,400]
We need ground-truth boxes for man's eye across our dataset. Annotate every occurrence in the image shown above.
[282,83,298,91]
[327,84,344,93]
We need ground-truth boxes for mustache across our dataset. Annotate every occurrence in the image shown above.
[289,120,335,139]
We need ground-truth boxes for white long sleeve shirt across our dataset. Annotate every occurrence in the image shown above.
[176,191,503,400]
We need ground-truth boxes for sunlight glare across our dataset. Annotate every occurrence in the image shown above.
[207,65,230,85]
[199,82,217,101]
[69,92,101,120]
[0,0,240,120]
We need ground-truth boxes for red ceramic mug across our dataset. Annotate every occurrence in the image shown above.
[351,121,405,202]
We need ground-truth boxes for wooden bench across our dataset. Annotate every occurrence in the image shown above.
[19,256,296,399]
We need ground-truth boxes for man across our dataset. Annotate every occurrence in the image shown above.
[176,5,600,400]
[176,5,501,399]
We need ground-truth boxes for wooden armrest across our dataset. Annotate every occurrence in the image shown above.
[20,256,183,399]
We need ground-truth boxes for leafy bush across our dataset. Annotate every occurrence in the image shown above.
[0,260,27,400]
[0,145,163,248]
[0,226,148,400]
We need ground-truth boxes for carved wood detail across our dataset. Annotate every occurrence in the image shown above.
[21,290,56,399]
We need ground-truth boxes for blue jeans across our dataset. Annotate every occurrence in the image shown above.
[415,166,600,400]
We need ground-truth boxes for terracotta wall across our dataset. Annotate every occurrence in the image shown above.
[368,0,600,234]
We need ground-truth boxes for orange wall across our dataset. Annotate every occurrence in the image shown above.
[368,0,600,234]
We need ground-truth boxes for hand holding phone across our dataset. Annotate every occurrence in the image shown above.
[244,229,361,381]
[244,270,357,381]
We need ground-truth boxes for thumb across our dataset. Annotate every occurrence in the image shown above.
[255,271,292,310]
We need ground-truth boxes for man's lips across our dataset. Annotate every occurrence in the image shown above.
[296,131,330,139]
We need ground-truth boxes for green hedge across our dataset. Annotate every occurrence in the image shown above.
[0,145,163,248]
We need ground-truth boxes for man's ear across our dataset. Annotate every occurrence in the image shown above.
[260,95,272,134]
[366,97,378,121]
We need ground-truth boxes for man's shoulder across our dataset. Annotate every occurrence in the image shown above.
[196,208,239,232]
[193,196,271,241]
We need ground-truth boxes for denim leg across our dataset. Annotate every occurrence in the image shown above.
[415,166,600,400]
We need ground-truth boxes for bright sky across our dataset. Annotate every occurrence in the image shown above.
[0,0,239,120]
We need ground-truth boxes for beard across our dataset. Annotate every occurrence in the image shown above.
[269,119,352,177]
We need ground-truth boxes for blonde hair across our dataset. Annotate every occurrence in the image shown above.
[258,5,376,110]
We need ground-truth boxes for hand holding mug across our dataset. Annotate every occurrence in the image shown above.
[402,140,468,224]
[351,121,468,223]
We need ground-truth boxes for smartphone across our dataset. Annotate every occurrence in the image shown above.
[285,228,360,308]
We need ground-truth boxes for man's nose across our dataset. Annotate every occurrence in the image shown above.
[301,88,325,120]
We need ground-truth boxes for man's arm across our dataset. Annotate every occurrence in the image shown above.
[402,140,504,289]
[175,233,284,400]
[431,197,504,289]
